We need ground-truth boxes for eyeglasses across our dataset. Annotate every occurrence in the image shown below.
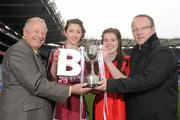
[132,25,153,33]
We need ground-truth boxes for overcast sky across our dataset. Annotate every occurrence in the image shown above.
[55,0,180,39]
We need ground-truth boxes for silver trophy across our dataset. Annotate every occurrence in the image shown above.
[85,44,99,87]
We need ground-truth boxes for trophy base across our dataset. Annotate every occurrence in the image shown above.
[87,83,100,88]
[86,74,100,88]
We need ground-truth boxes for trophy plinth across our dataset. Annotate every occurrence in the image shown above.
[86,73,99,88]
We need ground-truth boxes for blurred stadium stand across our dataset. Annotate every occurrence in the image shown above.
[0,0,66,93]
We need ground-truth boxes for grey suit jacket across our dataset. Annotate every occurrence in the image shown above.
[0,39,69,120]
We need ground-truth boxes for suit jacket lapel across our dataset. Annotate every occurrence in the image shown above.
[21,38,47,78]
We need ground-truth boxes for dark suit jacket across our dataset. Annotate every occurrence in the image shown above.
[0,39,69,120]
[107,33,178,120]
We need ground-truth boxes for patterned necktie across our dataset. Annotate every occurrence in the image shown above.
[36,52,41,60]
[36,52,46,66]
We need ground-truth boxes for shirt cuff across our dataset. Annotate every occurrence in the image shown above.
[68,86,72,96]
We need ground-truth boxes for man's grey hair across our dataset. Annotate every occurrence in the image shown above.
[24,17,47,29]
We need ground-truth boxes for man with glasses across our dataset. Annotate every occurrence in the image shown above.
[96,14,178,120]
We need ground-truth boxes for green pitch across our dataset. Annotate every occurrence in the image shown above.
[85,93,95,120]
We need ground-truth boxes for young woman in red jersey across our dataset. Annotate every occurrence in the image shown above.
[93,28,130,120]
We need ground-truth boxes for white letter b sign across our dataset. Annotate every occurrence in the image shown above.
[57,48,81,76]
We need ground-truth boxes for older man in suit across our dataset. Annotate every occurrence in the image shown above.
[0,17,90,120]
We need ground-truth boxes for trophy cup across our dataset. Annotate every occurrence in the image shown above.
[85,44,99,87]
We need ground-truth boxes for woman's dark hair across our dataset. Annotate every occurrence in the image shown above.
[64,18,86,40]
[101,28,124,57]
